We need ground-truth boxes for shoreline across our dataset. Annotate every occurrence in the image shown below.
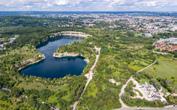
[53,52,89,63]
[53,52,82,58]
[51,31,91,39]
[18,54,45,71]
[19,31,90,72]
[37,31,89,48]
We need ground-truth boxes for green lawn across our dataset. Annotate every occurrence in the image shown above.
[144,57,177,79]
[142,56,177,94]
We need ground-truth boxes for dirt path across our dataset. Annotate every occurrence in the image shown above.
[136,60,157,73]
[119,76,132,108]
[72,47,101,110]
[118,77,177,110]
[118,60,177,110]
[118,60,159,109]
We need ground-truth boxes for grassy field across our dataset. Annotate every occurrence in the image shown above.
[141,56,177,94]
[145,57,177,79]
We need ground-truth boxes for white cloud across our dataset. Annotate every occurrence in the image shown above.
[0,0,177,11]
[134,1,158,7]
[53,0,69,6]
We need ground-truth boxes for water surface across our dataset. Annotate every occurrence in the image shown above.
[20,37,87,78]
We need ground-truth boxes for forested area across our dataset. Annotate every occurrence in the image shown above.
[0,16,176,110]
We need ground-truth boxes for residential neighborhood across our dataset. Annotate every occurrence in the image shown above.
[154,38,177,52]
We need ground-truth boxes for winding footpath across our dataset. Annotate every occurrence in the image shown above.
[118,60,177,110]
[119,60,157,108]
[72,47,101,110]
[136,60,157,74]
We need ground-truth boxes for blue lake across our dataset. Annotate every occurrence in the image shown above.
[20,37,87,78]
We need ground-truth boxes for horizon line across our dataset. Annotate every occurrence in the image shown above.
[0,10,177,13]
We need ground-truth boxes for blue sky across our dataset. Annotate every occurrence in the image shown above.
[0,0,177,11]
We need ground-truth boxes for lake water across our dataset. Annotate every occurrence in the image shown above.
[20,37,87,78]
